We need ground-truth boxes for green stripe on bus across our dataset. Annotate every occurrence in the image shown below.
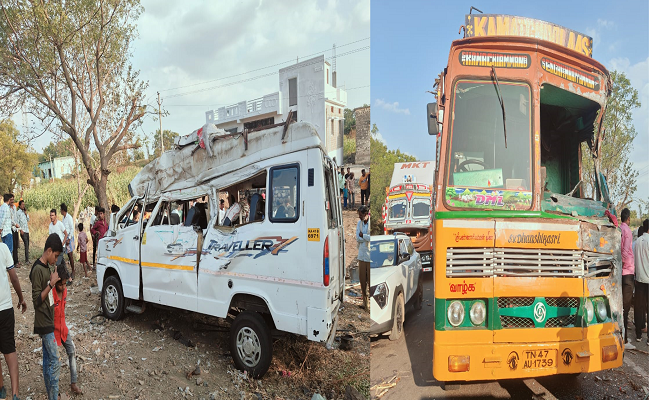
[434,211,573,220]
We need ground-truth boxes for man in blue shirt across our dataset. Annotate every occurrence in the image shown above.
[356,206,370,310]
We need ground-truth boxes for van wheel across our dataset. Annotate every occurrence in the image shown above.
[389,293,405,341]
[101,276,125,320]
[414,280,423,310]
[230,312,272,378]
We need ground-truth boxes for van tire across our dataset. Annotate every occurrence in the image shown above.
[230,311,272,378]
[389,293,405,341]
[414,279,423,310]
[101,276,125,320]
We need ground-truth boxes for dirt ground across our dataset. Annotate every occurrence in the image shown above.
[3,207,369,400]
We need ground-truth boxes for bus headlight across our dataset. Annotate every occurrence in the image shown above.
[585,299,594,322]
[469,301,486,326]
[595,299,608,321]
[448,300,465,327]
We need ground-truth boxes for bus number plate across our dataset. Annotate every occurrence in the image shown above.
[522,349,556,369]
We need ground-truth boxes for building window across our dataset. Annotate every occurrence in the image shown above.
[244,117,274,131]
[289,78,297,107]
[331,106,334,113]
[326,69,329,84]
[338,108,341,114]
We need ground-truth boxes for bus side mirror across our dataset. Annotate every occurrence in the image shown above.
[427,103,439,136]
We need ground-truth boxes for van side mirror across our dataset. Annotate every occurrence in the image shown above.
[400,252,411,263]
[427,103,439,136]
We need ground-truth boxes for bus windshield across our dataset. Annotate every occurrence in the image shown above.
[445,80,533,210]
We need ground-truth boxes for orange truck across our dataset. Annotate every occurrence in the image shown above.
[426,13,623,387]
[383,161,435,271]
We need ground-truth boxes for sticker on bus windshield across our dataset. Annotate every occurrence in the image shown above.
[541,58,600,91]
[445,187,532,210]
[459,50,530,69]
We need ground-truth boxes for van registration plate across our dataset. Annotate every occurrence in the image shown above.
[522,349,556,369]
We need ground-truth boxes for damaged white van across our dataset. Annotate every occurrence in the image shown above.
[96,121,345,377]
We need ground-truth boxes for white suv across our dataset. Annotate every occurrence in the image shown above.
[369,234,423,340]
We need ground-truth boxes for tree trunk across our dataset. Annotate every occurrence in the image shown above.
[91,172,110,212]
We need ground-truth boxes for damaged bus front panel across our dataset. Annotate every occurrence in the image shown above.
[429,21,623,383]
[96,122,345,378]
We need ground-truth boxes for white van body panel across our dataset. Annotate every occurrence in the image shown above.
[97,122,343,344]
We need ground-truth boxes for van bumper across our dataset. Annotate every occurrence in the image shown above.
[433,327,623,381]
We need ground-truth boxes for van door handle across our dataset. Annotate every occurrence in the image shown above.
[133,235,139,240]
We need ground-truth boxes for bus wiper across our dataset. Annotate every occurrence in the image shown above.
[491,66,507,148]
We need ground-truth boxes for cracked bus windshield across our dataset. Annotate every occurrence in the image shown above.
[445,80,533,210]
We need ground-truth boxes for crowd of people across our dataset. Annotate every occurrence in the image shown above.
[0,193,117,399]
[338,166,370,210]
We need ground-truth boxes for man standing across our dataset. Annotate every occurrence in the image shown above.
[48,209,68,275]
[90,208,108,266]
[338,168,345,204]
[90,206,99,266]
[634,219,649,344]
[60,204,75,281]
[218,199,226,225]
[359,169,369,206]
[620,208,635,349]
[0,239,27,400]
[10,202,19,268]
[0,195,14,262]
[356,206,371,310]
[16,201,29,264]
[30,234,62,400]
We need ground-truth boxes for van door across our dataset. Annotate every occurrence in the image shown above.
[141,197,199,311]
[322,157,344,307]
[104,196,141,300]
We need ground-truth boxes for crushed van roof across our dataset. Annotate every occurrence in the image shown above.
[129,122,323,199]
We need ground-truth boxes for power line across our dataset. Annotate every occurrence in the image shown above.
[159,37,370,93]
[164,47,369,100]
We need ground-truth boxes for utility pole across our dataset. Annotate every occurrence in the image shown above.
[157,91,164,154]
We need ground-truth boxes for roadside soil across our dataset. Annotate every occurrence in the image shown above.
[5,208,369,400]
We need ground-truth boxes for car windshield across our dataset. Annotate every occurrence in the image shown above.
[412,198,430,218]
[371,240,397,269]
[445,79,532,210]
[388,199,407,221]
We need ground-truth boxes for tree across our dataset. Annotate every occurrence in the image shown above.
[0,119,37,193]
[344,108,356,135]
[582,71,640,212]
[40,137,74,163]
[369,124,417,234]
[150,129,179,159]
[0,0,149,210]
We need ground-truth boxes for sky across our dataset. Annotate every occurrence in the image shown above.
[371,0,649,211]
[21,0,370,155]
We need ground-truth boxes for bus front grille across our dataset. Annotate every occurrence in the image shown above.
[545,315,576,328]
[446,248,585,278]
[500,315,534,328]
[497,297,535,308]
[545,297,579,308]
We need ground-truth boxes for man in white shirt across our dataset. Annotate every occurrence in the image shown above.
[48,208,68,282]
[0,194,15,260]
[0,241,27,399]
[218,199,226,225]
[16,201,29,264]
[60,204,75,281]
[634,219,649,343]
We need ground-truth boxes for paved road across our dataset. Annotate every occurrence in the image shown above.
[370,276,649,399]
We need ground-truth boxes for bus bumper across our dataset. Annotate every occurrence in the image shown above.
[433,327,623,382]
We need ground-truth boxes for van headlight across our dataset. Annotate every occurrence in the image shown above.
[585,299,594,322]
[372,283,388,309]
[469,301,486,326]
[447,300,465,327]
[594,298,608,322]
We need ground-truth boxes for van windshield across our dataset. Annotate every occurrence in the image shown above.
[445,80,533,210]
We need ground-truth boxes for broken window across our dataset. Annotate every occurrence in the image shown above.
[269,165,299,223]
[221,171,268,227]
[289,78,297,106]
[540,84,599,198]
